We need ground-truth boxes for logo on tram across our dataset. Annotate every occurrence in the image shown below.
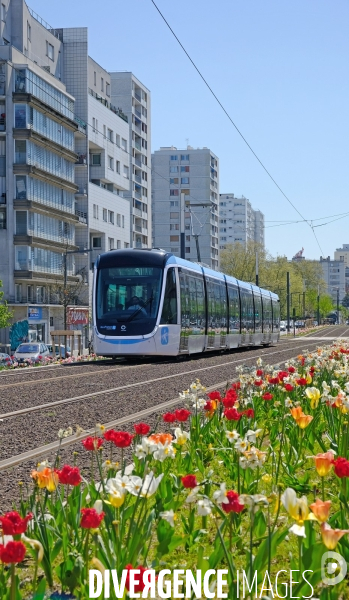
[161,327,169,345]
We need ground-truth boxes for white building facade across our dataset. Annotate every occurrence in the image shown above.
[219,194,265,250]
[152,146,219,270]
[319,256,346,305]
[109,72,151,248]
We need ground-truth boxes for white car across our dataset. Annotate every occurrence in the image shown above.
[280,321,286,332]
[14,342,50,364]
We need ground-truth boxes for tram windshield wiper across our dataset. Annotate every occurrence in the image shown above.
[124,292,154,323]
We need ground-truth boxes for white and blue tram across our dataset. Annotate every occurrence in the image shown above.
[93,248,280,357]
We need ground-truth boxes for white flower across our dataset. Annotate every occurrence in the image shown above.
[58,427,73,439]
[134,437,155,459]
[285,397,293,407]
[213,483,228,504]
[36,460,51,472]
[160,509,176,527]
[245,429,262,444]
[234,439,249,453]
[174,428,190,446]
[153,442,176,462]
[105,477,127,497]
[197,498,212,516]
[289,524,306,538]
[185,486,200,504]
[128,472,164,498]
[94,499,104,514]
[225,430,240,443]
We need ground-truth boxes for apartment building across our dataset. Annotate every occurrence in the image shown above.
[319,256,346,304]
[219,194,265,250]
[152,146,219,270]
[109,72,151,248]
[0,1,131,346]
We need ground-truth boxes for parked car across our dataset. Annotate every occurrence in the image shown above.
[280,321,286,331]
[0,353,13,367]
[47,344,71,359]
[14,343,50,364]
[295,321,306,328]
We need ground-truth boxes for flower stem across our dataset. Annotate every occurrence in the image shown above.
[322,477,325,502]
[10,564,15,600]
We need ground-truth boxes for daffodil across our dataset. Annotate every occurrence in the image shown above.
[160,509,176,527]
[197,498,212,516]
[173,428,190,446]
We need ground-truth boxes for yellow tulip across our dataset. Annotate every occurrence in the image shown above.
[305,387,321,409]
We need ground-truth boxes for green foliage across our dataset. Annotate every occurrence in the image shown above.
[220,241,327,317]
[0,280,12,329]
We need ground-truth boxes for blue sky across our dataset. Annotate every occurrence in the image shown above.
[28,0,349,260]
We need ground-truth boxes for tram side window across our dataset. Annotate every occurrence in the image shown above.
[241,290,254,332]
[179,271,189,328]
[254,292,262,332]
[196,276,205,331]
[272,299,280,331]
[219,280,227,329]
[160,268,177,324]
[262,295,272,332]
[228,285,240,333]
[206,279,216,328]
[188,275,198,328]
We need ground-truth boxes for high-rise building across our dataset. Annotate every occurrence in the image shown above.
[219,194,265,250]
[109,72,151,248]
[319,256,346,304]
[152,146,219,269]
[0,1,131,347]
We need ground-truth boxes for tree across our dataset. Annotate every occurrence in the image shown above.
[220,242,327,318]
[50,268,89,330]
[0,280,13,329]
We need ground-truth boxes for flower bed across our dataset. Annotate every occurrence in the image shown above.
[0,354,104,371]
[2,341,349,598]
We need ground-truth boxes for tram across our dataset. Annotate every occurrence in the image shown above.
[92,248,280,357]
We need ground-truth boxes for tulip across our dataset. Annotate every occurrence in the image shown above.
[309,499,331,523]
[306,387,321,409]
[314,452,334,477]
[297,414,313,429]
[281,488,316,537]
[31,467,59,492]
[321,523,349,550]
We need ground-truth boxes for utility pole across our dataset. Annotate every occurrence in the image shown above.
[286,271,290,333]
[303,291,305,319]
[180,193,185,259]
[337,288,340,324]
[255,251,259,287]
[317,286,320,326]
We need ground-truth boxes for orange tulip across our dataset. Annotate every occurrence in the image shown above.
[148,433,173,446]
[290,406,304,421]
[31,467,59,492]
[314,452,334,477]
[296,414,313,429]
[321,522,349,550]
[309,499,331,523]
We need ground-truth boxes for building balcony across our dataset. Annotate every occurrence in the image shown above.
[75,209,88,224]
[134,108,142,119]
[133,157,142,168]
[134,174,142,184]
[133,207,142,217]
[134,141,141,152]
[134,91,141,102]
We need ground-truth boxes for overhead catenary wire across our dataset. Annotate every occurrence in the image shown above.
[149,0,326,256]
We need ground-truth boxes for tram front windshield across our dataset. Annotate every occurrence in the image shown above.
[96,266,162,335]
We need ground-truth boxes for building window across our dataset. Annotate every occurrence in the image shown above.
[124,242,129,248]
[181,166,189,172]
[117,240,121,249]
[93,204,99,219]
[103,124,106,138]
[101,77,104,92]
[170,178,178,184]
[121,138,127,152]
[170,189,179,196]
[170,155,178,160]
[181,154,189,160]
[108,156,114,170]
[15,284,22,302]
[91,154,101,166]
[116,160,120,174]
[92,117,96,132]
[123,165,129,179]
[106,82,110,97]
[46,42,54,61]
[92,237,102,248]
[122,215,125,228]
[108,128,113,142]
[108,237,114,250]
[116,213,121,227]
[186,235,190,241]
[103,208,107,222]
[185,247,190,253]
[170,201,179,207]
[170,224,179,230]
[27,22,31,42]
[170,235,179,242]
[170,166,178,173]
[108,210,114,224]
[94,71,96,86]
[181,178,189,184]
[170,212,179,219]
